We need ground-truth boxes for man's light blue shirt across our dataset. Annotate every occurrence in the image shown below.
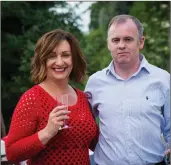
[85,55,170,165]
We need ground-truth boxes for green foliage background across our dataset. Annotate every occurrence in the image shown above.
[1,1,170,131]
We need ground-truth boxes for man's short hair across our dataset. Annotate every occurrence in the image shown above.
[108,15,144,40]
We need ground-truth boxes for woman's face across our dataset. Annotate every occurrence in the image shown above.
[45,40,73,83]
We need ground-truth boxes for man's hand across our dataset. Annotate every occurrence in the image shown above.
[164,149,170,165]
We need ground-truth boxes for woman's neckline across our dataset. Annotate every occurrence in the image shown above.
[37,84,79,108]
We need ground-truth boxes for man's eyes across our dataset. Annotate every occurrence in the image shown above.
[111,38,119,43]
[111,38,133,43]
[125,38,133,42]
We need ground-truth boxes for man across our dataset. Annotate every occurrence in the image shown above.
[85,15,170,165]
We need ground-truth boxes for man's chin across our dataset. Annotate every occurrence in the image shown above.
[117,59,130,65]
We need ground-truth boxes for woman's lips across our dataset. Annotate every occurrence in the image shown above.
[55,68,65,72]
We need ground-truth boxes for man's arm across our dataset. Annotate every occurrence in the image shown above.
[163,88,170,143]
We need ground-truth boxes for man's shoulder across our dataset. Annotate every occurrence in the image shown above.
[89,67,108,80]
[86,67,108,88]
[148,63,170,79]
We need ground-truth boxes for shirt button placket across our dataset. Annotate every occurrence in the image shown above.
[123,80,132,165]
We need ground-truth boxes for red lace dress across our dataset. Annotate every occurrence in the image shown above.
[6,85,98,165]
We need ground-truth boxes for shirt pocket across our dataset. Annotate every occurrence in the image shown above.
[142,90,165,116]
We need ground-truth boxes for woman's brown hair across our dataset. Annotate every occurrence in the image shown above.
[31,29,86,84]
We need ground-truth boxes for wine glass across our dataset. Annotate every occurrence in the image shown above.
[57,94,71,129]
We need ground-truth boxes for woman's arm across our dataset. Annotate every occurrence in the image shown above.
[6,91,45,162]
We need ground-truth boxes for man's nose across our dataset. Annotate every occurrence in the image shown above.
[118,41,126,49]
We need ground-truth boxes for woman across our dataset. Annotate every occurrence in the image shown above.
[5,29,98,165]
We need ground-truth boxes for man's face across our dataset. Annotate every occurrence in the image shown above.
[107,19,145,65]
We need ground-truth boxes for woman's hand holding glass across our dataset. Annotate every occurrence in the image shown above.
[57,94,71,129]
[44,105,71,137]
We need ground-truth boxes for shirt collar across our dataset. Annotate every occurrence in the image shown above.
[138,54,151,74]
[106,54,151,76]
[106,61,114,75]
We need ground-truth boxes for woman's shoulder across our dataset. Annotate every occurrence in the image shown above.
[20,85,42,100]
[74,88,87,99]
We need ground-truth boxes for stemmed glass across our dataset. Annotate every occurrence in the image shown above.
[57,94,71,129]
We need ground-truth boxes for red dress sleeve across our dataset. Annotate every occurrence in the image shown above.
[6,88,46,162]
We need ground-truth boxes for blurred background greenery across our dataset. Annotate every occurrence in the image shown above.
[1,1,170,132]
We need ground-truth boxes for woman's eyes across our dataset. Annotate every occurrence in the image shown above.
[49,54,56,58]
[62,53,71,57]
[48,53,71,59]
